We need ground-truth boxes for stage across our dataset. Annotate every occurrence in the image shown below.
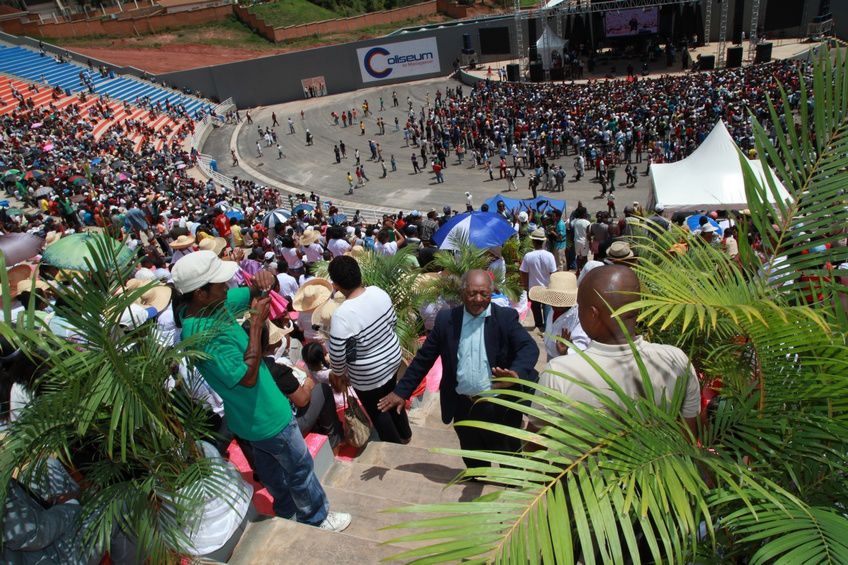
[462,38,816,84]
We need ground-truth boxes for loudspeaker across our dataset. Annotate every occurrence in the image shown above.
[506,63,520,82]
[529,45,538,61]
[755,42,772,64]
[529,62,544,82]
[549,67,564,81]
[726,46,743,68]
[699,54,715,70]
[462,33,472,51]
[528,18,537,41]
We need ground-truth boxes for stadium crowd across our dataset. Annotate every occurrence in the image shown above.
[0,55,840,563]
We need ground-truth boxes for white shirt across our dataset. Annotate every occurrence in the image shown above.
[276,272,299,298]
[520,249,557,289]
[543,307,591,361]
[571,218,591,245]
[327,238,351,258]
[279,247,303,270]
[375,241,398,256]
[302,242,324,263]
[530,336,701,427]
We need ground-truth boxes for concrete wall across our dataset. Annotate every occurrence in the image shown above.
[156,17,517,108]
[0,4,231,38]
[235,1,438,43]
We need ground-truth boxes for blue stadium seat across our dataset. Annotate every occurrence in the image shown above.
[0,45,213,119]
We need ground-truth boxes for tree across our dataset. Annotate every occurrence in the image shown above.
[0,238,238,562]
[383,46,848,564]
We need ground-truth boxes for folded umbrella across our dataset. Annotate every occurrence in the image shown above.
[433,211,516,251]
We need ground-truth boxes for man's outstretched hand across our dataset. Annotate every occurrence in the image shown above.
[491,367,518,389]
[378,392,405,414]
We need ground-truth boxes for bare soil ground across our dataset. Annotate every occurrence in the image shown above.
[70,43,278,74]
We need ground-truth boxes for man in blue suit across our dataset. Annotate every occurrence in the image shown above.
[378,269,540,468]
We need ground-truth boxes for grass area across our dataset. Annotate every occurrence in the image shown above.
[46,17,278,50]
[279,14,447,49]
[249,0,340,27]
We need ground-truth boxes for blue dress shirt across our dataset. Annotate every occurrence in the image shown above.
[455,305,492,396]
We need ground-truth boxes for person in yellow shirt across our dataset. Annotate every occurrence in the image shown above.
[231,218,244,248]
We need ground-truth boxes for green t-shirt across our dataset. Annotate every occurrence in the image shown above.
[180,287,291,441]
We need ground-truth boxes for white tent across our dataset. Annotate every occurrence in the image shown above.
[649,121,790,213]
[536,24,567,70]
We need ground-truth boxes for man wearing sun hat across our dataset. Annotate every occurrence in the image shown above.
[521,227,557,333]
[173,250,351,532]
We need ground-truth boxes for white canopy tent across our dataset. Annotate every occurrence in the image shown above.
[649,121,790,213]
[536,23,567,70]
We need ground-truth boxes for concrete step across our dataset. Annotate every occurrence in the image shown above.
[228,515,402,565]
[322,460,491,506]
[356,440,465,482]
[408,423,461,451]
[322,486,444,549]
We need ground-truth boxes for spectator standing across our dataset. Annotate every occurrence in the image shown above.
[173,251,351,532]
[328,256,410,443]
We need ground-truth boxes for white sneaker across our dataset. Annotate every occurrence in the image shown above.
[319,511,352,532]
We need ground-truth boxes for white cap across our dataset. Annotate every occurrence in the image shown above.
[171,250,240,294]
[264,251,276,261]
[701,223,718,234]
[119,304,158,328]
[518,211,528,222]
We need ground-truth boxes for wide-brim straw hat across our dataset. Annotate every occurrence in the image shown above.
[529,271,578,308]
[121,278,172,313]
[15,277,50,297]
[315,294,345,334]
[345,245,366,258]
[44,231,61,247]
[198,236,227,256]
[606,241,635,261]
[292,278,333,312]
[170,234,195,250]
[530,227,547,241]
[300,229,321,246]
[3,264,35,298]
[267,319,294,345]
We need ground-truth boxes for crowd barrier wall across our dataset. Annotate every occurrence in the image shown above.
[156,18,518,108]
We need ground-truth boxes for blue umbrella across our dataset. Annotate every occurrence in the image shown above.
[225,209,244,221]
[433,211,516,250]
[686,215,723,237]
[292,203,314,215]
[329,213,348,225]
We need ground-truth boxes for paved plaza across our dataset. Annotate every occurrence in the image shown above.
[205,76,652,216]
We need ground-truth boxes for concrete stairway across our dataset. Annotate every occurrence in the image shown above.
[227,392,494,564]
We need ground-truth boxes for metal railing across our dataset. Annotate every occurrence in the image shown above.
[195,152,388,225]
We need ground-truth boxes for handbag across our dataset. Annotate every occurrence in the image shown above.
[342,388,372,448]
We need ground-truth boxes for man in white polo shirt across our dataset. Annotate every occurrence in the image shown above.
[529,265,700,435]
[520,228,557,332]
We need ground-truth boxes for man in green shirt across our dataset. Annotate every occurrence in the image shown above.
[173,250,350,531]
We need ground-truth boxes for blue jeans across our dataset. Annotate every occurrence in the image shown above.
[249,419,329,525]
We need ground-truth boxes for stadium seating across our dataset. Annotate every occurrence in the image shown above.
[0,44,211,119]
[0,76,195,151]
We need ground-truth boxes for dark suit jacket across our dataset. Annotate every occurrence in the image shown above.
[394,303,539,424]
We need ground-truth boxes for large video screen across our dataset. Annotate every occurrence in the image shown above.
[604,8,659,37]
[479,27,511,55]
